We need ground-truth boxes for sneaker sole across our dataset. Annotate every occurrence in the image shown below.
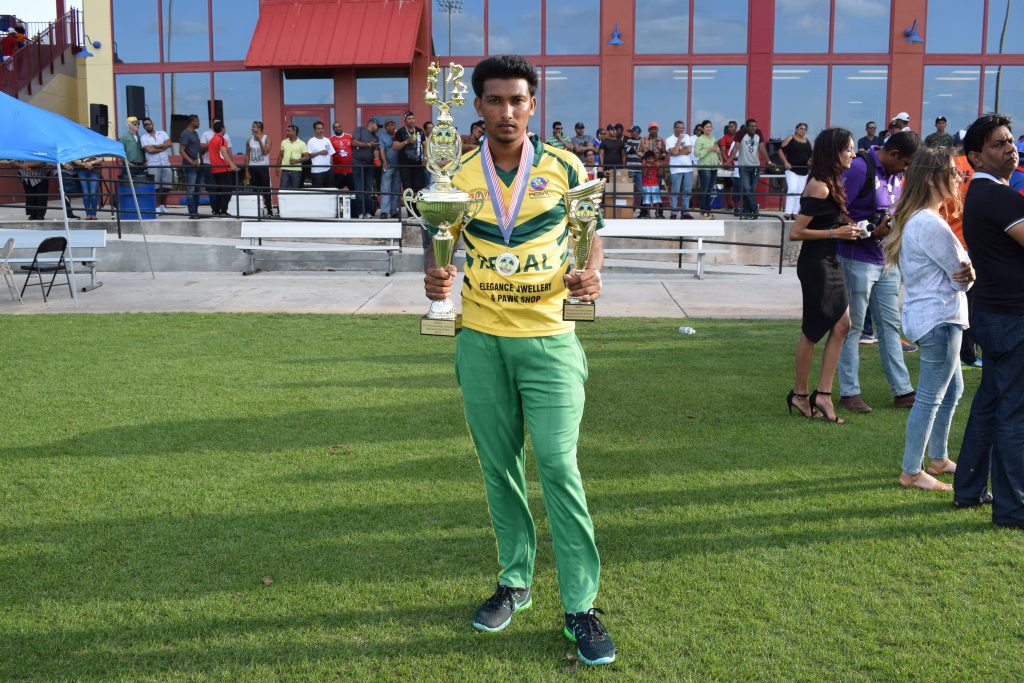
[472,598,531,632]
[563,626,616,666]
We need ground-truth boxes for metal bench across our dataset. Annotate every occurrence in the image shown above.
[597,219,729,279]
[237,221,403,276]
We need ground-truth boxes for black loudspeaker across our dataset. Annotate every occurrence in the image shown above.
[207,99,223,125]
[125,85,146,120]
[170,114,191,144]
[89,103,108,136]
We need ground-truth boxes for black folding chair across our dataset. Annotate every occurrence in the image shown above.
[20,236,70,302]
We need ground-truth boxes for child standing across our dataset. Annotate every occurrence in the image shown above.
[641,150,661,218]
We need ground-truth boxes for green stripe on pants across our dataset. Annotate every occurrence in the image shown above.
[455,327,600,614]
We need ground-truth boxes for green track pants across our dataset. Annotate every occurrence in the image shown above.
[455,328,600,614]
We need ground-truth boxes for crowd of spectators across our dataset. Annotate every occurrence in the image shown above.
[8,102,1015,224]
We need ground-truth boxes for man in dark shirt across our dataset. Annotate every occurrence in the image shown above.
[857,121,883,152]
[393,111,427,198]
[925,116,956,148]
[352,119,381,218]
[178,114,203,219]
[954,113,1024,525]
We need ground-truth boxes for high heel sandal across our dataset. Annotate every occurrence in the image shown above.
[786,390,814,418]
[809,390,844,424]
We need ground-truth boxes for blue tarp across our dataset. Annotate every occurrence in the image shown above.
[0,91,125,163]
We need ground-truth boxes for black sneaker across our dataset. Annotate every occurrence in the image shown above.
[472,584,531,632]
[564,608,616,666]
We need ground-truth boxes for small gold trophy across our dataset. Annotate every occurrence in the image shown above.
[404,62,483,336]
[562,177,606,322]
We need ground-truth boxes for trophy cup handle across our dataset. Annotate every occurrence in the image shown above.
[403,188,423,224]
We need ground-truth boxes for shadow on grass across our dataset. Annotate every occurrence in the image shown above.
[2,603,570,681]
[0,405,468,461]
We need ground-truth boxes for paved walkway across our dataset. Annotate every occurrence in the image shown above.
[0,268,802,318]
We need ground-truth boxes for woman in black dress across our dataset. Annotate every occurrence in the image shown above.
[788,128,861,423]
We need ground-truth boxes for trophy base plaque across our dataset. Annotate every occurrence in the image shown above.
[421,314,462,336]
[563,300,596,322]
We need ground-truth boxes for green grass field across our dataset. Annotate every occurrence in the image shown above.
[2,314,1021,682]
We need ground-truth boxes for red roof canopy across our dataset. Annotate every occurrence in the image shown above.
[245,0,423,68]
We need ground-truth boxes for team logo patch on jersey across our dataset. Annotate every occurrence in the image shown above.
[530,177,548,191]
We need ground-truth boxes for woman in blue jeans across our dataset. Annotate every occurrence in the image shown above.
[884,146,976,491]
[75,157,102,220]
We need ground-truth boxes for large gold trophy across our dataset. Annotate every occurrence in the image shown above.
[404,62,484,336]
[562,177,606,322]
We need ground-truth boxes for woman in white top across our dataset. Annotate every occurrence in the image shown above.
[884,146,976,491]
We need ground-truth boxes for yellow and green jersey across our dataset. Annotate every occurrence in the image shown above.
[453,135,599,337]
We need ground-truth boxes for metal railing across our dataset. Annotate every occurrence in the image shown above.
[0,10,82,99]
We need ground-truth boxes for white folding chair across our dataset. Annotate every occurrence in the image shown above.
[1,238,23,303]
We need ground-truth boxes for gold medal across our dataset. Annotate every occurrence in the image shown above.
[495,251,520,277]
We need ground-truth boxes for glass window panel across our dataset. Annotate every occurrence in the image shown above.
[112,0,159,63]
[693,0,747,54]
[987,0,1024,54]
[357,76,409,104]
[691,65,746,135]
[116,74,162,136]
[829,66,887,134]
[432,0,484,57]
[774,0,829,54]
[546,0,600,55]
[771,65,826,140]
[164,72,210,153]
[432,67,478,134]
[283,74,334,105]
[542,67,599,139]
[214,71,263,151]
[927,0,983,54]
[489,0,541,55]
[833,0,890,53]
[212,0,259,61]
[635,0,688,54]
[633,66,688,137]
[163,0,210,63]
[922,66,981,136]
[983,66,1024,124]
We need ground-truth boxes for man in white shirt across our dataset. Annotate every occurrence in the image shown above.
[665,120,695,219]
[141,117,173,213]
[306,120,334,189]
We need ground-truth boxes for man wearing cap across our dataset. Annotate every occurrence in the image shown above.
[352,118,382,218]
[394,111,427,199]
[926,116,955,148]
[1,28,17,63]
[571,123,596,163]
[119,117,146,178]
[545,121,574,152]
[893,112,912,133]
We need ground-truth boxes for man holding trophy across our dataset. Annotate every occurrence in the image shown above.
[421,55,613,666]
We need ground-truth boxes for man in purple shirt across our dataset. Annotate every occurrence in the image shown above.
[837,131,921,414]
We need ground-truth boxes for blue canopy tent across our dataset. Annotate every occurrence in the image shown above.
[0,92,154,304]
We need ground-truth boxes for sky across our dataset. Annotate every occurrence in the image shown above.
[2,0,83,24]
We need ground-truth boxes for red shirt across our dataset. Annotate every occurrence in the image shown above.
[330,133,352,173]
[1,35,17,57]
[641,163,660,187]
[208,133,231,174]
